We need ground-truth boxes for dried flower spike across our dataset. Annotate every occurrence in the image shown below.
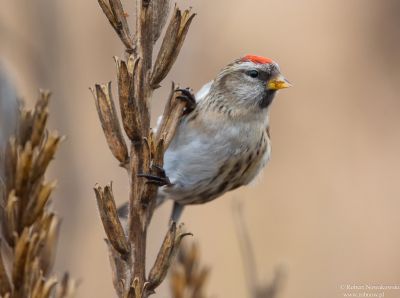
[0,91,76,298]
[93,0,196,297]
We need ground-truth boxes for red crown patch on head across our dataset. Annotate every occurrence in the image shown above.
[242,54,273,64]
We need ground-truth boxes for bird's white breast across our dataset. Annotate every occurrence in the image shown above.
[159,80,271,204]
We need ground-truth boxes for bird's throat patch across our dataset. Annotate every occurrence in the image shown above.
[259,90,276,109]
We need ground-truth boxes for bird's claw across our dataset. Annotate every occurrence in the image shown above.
[137,174,171,186]
[176,88,196,114]
[137,164,172,186]
[152,164,166,176]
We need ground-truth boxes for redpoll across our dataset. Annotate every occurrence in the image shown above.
[125,55,291,222]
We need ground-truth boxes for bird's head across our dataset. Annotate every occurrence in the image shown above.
[208,54,291,117]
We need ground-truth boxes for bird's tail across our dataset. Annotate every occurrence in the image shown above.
[116,192,167,220]
[117,192,185,224]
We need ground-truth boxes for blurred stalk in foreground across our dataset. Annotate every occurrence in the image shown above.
[233,200,285,298]
[170,243,209,298]
[168,201,286,298]
[92,0,195,297]
[0,91,76,298]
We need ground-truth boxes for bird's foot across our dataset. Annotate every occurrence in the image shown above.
[138,164,172,187]
[176,88,196,114]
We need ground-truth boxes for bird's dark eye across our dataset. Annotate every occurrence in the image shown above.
[247,70,259,78]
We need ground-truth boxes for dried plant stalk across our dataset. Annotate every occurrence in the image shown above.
[93,0,195,297]
[0,91,76,298]
[170,243,210,298]
[168,202,285,298]
[232,200,285,298]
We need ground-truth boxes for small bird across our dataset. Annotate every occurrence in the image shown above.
[126,54,291,222]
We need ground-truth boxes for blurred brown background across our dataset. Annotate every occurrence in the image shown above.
[1,0,400,297]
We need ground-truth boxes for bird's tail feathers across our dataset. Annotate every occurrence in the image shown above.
[116,192,167,221]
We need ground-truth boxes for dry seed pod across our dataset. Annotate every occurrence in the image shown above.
[94,184,130,255]
[92,83,129,165]
[115,56,141,142]
[152,0,171,43]
[150,7,195,88]
[148,224,192,291]
[97,0,134,51]
[155,83,192,148]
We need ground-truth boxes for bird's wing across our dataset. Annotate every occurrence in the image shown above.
[195,80,213,102]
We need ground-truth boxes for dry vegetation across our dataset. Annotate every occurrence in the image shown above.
[167,203,285,298]
[0,2,285,298]
[91,1,286,297]
[233,201,285,298]
[0,92,76,298]
[91,0,196,297]
[170,243,209,298]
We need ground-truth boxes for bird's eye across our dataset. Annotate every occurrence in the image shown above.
[247,70,259,78]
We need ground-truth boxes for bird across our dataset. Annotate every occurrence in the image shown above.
[123,54,291,222]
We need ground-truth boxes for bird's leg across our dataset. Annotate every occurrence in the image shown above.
[170,202,184,223]
[137,164,172,186]
[176,88,196,114]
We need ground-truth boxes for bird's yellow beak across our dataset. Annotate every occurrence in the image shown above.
[267,74,292,90]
